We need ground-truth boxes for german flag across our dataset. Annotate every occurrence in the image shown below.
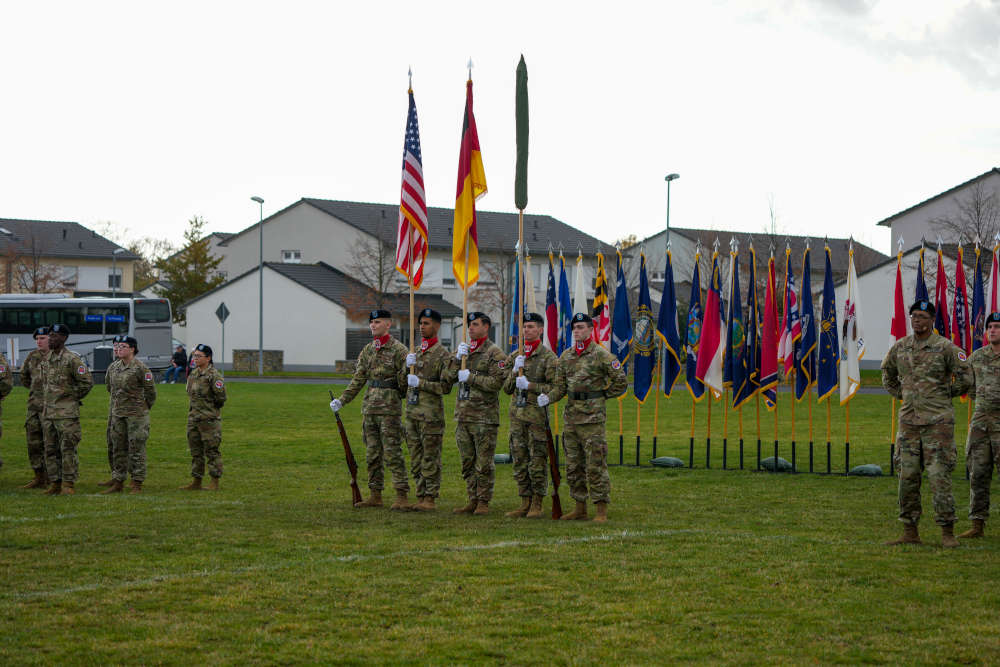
[452,78,487,288]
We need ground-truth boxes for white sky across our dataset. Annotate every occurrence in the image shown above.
[2,0,998,256]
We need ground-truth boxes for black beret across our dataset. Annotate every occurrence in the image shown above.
[418,308,442,322]
[523,312,544,325]
[122,336,138,350]
[572,312,593,324]
[32,326,50,339]
[369,309,392,321]
[987,312,1000,325]
[909,300,934,316]
[467,311,491,326]
[195,343,213,357]
[49,323,70,336]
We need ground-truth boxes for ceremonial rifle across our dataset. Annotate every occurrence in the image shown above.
[542,408,562,519]
[329,390,363,506]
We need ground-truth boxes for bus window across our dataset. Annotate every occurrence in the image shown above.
[134,300,171,323]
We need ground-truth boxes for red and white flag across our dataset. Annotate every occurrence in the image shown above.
[839,245,865,404]
[395,87,429,288]
[695,252,725,397]
[889,251,907,343]
[988,242,1000,315]
[777,248,802,376]
[952,245,972,354]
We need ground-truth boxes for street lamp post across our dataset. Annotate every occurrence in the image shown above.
[112,248,125,296]
[664,173,680,246]
[251,196,264,376]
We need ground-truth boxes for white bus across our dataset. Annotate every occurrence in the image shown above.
[0,295,173,371]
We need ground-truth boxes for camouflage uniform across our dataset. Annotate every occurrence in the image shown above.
[502,343,557,498]
[882,332,972,527]
[20,348,48,472]
[545,341,628,504]
[0,353,12,467]
[41,348,94,483]
[404,338,453,499]
[965,345,1000,523]
[443,339,508,504]
[186,365,227,479]
[340,336,409,493]
[106,357,157,483]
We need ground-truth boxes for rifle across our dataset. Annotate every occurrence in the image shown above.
[543,408,562,519]
[330,390,363,506]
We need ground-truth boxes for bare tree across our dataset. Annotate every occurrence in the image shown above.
[344,231,397,309]
[1,231,65,293]
[469,256,514,339]
[929,180,1000,246]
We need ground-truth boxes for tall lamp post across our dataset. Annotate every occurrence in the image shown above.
[251,196,265,376]
[112,248,126,296]
[664,173,680,245]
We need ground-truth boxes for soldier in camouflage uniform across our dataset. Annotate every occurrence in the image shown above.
[181,344,227,491]
[538,313,627,523]
[444,312,507,516]
[959,312,1000,539]
[403,308,454,512]
[41,324,94,496]
[502,312,557,519]
[881,300,972,547]
[103,335,157,494]
[98,337,124,488]
[0,347,13,473]
[19,326,49,488]
[331,309,411,510]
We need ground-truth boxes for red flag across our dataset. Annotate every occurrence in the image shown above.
[695,252,725,396]
[989,242,1000,315]
[952,245,972,354]
[777,248,802,375]
[545,252,559,351]
[760,254,779,410]
[452,78,487,288]
[890,252,907,343]
[934,247,950,339]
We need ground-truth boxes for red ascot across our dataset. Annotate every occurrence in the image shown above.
[574,339,592,356]
[523,339,541,357]
[468,337,488,353]
[420,337,438,352]
[373,334,391,350]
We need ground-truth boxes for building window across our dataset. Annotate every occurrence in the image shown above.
[282,250,302,264]
[108,269,122,289]
[61,266,78,288]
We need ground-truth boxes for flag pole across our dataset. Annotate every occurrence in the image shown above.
[706,393,712,469]
[845,402,851,475]
[889,397,896,476]
[722,390,729,470]
[618,397,624,465]
[790,368,796,472]
[653,345,661,459]
[772,388,778,473]
[826,397,832,474]
[689,399,695,469]
[808,384,814,473]
[755,392,761,470]
[636,400,641,466]
[739,405,744,469]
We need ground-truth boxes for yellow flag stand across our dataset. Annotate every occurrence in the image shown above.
[722,390,729,469]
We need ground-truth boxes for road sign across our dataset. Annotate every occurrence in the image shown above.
[106,314,125,322]
[215,303,230,323]
[85,314,103,322]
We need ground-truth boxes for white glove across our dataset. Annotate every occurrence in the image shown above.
[537,394,550,407]
[330,399,342,413]
[515,375,530,391]
[406,353,417,367]
[456,342,470,360]
[458,369,471,383]
[407,374,420,388]
[513,355,525,371]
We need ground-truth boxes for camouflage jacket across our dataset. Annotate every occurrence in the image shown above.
[444,339,507,425]
[340,336,407,417]
[187,365,227,420]
[42,347,94,419]
[106,357,157,417]
[0,353,12,411]
[502,344,558,425]
[405,339,453,423]
[881,332,972,425]
[546,342,628,425]
[967,345,1000,420]
[21,349,48,413]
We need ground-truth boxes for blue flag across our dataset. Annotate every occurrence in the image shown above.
[795,247,817,400]
[656,250,682,397]
[735,244,759,408]
[558,253,572,355]
[915,245,929,302]
[723,247,747,408]
[817,245,840,402]
[509,253,521,352]
[612,249,633,371]
[686,252,705,401]
[973,247,986,351]
[633,253,655,402]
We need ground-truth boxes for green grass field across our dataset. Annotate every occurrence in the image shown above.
[2,383,997,664]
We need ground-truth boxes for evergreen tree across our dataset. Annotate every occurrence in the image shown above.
[156,216,224,324]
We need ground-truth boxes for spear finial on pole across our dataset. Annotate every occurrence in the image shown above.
[468,58,473,79]
[897,236,904,255]
[408,66,412,91]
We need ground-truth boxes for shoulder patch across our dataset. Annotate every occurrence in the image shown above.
[497,359,507,369]
[144,371,153,381]
[77,365,87,375]
[0,366,6,373]
[611,360,621,370]
[215,380,224,389]
[958,351,968,362]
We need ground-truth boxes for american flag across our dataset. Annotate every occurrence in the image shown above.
[396,88,428,288]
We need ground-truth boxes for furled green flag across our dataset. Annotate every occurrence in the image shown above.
[515,55,529,211]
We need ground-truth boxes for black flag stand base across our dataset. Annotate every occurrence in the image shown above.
[689,437,694,469]
[739,439,744,470]
[826,441,832,474]
[705,438,711,469]
[652,436,657,460]
[619,435,624,466]
[756,440,762,471]
[889,442,894,476]
[845,442,850,475]
[635,436,640,467]
[722,438,727,470]
[809,442,814,473]
[791,441,796,473]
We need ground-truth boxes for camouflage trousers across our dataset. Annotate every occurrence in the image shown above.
[509,418,548,497]
[24,410,44,471]
[109,414,150,482]
[966,416,1000,522]
[455,421,498,503]
[895,421,956,526]
[562,421,611,504]
[405,418,443,498]
[42,417,82,483]
[362,414,408,493]
[187,417,223,479]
